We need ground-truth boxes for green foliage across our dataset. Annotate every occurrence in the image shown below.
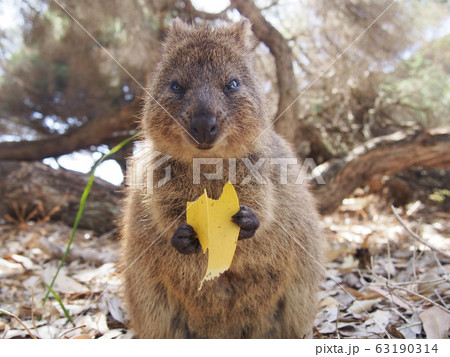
[429,189,450,203]
[0,2,147,135]
[303,32,450,158]
[380,35,450,128]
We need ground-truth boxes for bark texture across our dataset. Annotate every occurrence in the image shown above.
[312,127,450,214]
[230,0,299,143]
[0,161,121,233]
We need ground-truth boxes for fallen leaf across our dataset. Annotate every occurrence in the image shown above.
[0,258,25,277]
[339,286,363,298]
[419,306,450,338]
[36,325,61,339]
[105,295,125,324]
[343,273,362,289]
[5,254,34,270]
[365,310,391,334]
[382,261,397,278]
[317,307,339,323]
[187,182,240,287]
[319,296,340,308]
[401,313,422,338]
[42,266,89,294]
[72,263,115,283]
[338,323,368,337]
[98,329,123,339]
[348,298,382,314]
[317,321,336,334]
[51,302,87,316]
[78,312,108,336]
[71,334,92,339]
[386,325,405,339]
[3,329,29,339]
[417,271,445,294]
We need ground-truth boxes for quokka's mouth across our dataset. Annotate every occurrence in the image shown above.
[184,134,214,150]
[186,132,227,151]
[195,144,213,150]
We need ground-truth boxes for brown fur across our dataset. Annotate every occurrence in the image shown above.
[120,20,323,338]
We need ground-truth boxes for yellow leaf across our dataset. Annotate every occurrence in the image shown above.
[186,182,240,289]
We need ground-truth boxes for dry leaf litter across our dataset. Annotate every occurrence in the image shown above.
[0,190,448,339]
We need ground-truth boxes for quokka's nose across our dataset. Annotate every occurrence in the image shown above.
[189,113,219,146]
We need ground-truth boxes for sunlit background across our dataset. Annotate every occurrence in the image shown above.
[0,0,231,185]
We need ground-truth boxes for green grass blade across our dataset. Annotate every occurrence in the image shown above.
[44,283,74,325]
[43,133,139,304]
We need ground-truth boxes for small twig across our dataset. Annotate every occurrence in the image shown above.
[397,321,422,331]
[431,250,450,281]
[369,280,414,312]
[411,244,418,282]
[371,278,448,287]
[389,284,450,314]
[391,205,450,259]
[57,324,86,339]
[98,227,118,240]
[433,289,448,309]
[1,324,8,339]
[389,307,409,324]
[31,287,39,335]
[364,265,414,312]
[0,308,38,339]
[335,306,341,339]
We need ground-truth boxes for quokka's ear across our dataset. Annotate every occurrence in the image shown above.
[170,17,190,37]
[232,18,253,47]
[238,18,252,35]
[172,17,185,30]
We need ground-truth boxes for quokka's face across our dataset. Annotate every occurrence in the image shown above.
[143,21,268,162]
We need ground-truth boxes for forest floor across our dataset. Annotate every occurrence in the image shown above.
[0,182,449,339]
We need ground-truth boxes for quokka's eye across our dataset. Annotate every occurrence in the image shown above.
[171,81,183,92]
[224,78,240,92]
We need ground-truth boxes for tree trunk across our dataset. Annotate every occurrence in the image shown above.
[229,0,332,159]
[0,161,121,233]
[230,0,299,144]
[312,127,450,214]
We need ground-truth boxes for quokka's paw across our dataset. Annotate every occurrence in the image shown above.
[171,223,201,254]
[232,205,260,240]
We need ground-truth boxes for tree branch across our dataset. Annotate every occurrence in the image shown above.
[0,102,140,161]
[312,127,450,214]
